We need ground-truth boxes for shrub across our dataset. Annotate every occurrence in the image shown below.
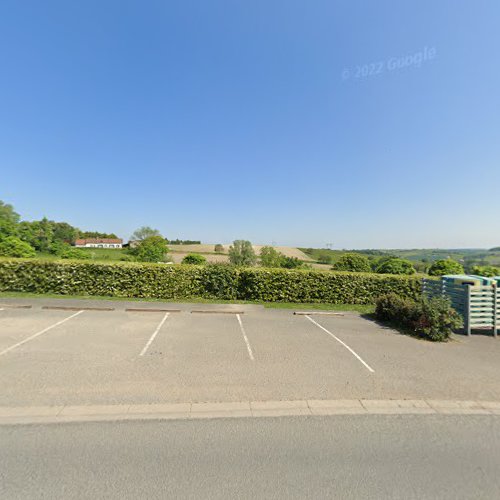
[376,258,415,275]
[374,293,416,322]
[428,259,464,276]
[59,248,91,260]
[228,240,256,266]
[332,253,371,273]
[214,244,224,253]
[471,265,499,277]
[133,236,169,263]
[182,253,206,265]
[375,293,463,341]
[279,256,303,269]
[0,237,36,258]
[317,253,333,265]
[0,259,422,304]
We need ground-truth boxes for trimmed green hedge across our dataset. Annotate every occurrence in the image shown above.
[0,259,423,304]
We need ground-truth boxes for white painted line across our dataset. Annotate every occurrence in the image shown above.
[236,314,255,361]
[0,310,84,357]
[305,315,375,373]
[139,312,170,356]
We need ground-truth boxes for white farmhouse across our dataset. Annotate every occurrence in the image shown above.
[74,238,123,249]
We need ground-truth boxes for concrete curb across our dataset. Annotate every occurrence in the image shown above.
[1,399,499,425]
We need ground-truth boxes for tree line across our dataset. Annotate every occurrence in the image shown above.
[0,200,117,258]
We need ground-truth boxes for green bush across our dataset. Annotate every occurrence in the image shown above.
[332,253,371,273]
[214,244,224,253]
[428,259,464,276]
[0,259,422,304]
[375,293,463,341]
[182,253,206,265]
[0,237,36,258]
[374,293,417,323]
[317,253,333,265]
[59,248,91,260]
[133,236,169,263]
[376,258,415,275]
[471,265,499,277]
[279,256,303,269]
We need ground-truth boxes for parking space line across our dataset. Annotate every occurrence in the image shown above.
[305,315,375,373]
[236,314,255,361]
[0,310,84,357]
[139,312,170,356]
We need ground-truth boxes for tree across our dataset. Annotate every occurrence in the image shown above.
[0,236,36,258]
[52,222,80,243]
[377,258,416,275]
[79,231,118,239]
[332,253,371,272]
[259,246,282,268]
[376,258,416,275]
[0,200,20,224]
[182,253,206,265]
[134,236,169,262]
[428,259,464,277]
[17,218,54,252]
[131,226,161,241]
[214,244,224,253]
[228,240,256,266]
[0,200,20,239]
[471,265,499,277]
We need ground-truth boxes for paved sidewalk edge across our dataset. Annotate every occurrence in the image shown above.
[1,399,499,425]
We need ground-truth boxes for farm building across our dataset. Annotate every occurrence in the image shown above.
[74,238,123,249]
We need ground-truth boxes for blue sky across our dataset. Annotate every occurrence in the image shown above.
[1,0,499,248]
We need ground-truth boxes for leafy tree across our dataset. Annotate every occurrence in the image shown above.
[18,218,54,252]
[52,222,79,243]
[134,236,169,262]
[0,200,20,239]
[471,265,499,277]
[376,257,416,275]
[131,226,161,241]
[0,236,36,258]
[79,231,118,239]
[214,244,224,253]
[428,259,464,276]
[228,240,256,266]
[182,253,206,265]
[0,200,20,224]
[260,246,282,268]
[332,253,371,272]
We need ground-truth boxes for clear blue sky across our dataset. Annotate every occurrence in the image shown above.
[1,0,499,248]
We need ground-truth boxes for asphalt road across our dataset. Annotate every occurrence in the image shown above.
[2,415,500,499]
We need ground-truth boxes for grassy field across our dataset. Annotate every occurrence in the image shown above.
[36,248,130,262]
[300,247,500,268]
[33,244,500,270]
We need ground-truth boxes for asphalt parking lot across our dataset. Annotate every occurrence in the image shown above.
[1,298,500,407]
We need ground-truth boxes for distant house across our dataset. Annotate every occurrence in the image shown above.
[74,238,123,249]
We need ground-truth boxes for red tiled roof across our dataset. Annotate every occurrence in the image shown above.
[74,239,123,245]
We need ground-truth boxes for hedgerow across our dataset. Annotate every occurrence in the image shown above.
[0,259,422,304]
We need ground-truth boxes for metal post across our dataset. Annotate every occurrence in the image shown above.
[465,285,471,336]
[493,283,498,339]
